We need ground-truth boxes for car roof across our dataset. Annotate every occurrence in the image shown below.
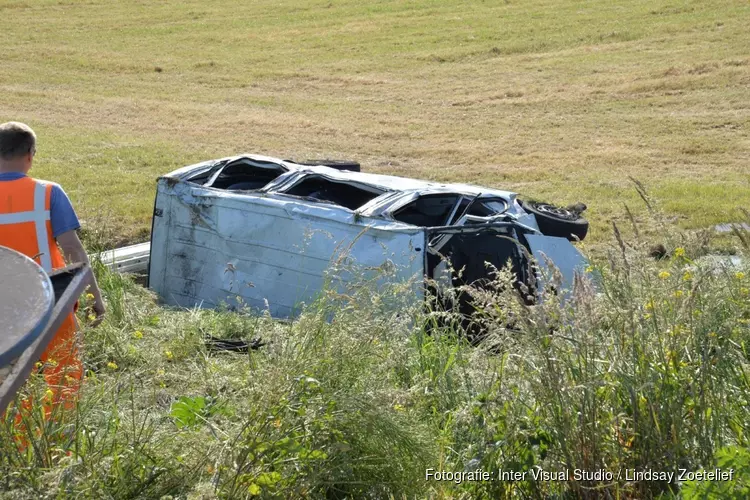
[289,164,516,198]
[167,153,518,200]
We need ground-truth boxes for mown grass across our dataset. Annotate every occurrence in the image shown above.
[2,205,750,498]
[1,0,748,244]
[2,0,749,497]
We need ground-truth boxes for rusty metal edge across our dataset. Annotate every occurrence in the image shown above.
[0,263,92,414]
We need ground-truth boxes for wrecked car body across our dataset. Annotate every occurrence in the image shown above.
[148,154,589,318]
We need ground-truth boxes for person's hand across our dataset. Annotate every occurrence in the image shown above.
[89,299,106,327]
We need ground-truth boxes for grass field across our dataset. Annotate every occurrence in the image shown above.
[2,1,750,498]
[3,216,750,498]
[1,0,748,245]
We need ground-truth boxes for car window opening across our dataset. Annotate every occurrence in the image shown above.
[189,159,287,191]
[393,195,508,227]
[283,175,386,210]
[448,198,508,225]
[392,194,460,227]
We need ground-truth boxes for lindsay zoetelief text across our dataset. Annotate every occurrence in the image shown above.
[425,468,735,484]
[504,468,736,482]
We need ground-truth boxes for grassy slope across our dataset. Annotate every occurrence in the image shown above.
[2,224,750,498]
[1,0,748,245]
[2,3,750,497]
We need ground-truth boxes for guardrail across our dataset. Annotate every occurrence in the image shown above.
[93,242,150,274]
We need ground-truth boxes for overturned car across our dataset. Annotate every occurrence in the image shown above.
[147,154,589,318]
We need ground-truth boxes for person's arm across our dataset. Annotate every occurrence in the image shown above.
[57,230,106,326]
[48,183,106,326]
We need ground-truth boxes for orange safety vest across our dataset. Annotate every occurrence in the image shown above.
[0,176,82,409]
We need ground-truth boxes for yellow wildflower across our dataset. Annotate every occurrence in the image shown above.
[674,247,685,258]
[736,272,746,280]
[85,293,95,301]
[658,271,671,280]
[47,358,58,367]
[741,288,749,297]
[673,290,684,298]
[645,300,655,311]
[133,330,144,339]
[682,271,693,281]
[44,389,54,400]
[107,361,118,370]
[164,350,174,360]
[88,314,96,321]
[35,361,43,369]
[585,265,594,273]
[156,368,165,376]
[393,404,405,412]
[273,418,282,429]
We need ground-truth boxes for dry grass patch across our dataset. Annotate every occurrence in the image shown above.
[0,0,748,244]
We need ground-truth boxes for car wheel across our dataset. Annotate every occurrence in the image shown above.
[520,200,589,241]
[294,159,361,172]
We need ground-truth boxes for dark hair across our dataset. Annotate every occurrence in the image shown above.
[0,122,37,160]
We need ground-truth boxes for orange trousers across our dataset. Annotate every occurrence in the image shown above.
[6,312,82,446]
[38,312,83,410]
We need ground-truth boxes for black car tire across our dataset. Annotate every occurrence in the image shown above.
[520,200,589,241]
[294,159,361,172]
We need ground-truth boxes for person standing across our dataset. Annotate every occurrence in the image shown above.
[0,121,105,409]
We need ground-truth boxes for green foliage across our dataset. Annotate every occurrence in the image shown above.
[1,202,750,498]
[170,396,225,429]
[682,446,750,499]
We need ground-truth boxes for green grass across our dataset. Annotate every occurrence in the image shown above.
[1,0,748,244]
[2,212,750,498]
[2,1,750,497]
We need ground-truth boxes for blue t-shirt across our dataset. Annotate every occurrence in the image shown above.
[0,172,81,238]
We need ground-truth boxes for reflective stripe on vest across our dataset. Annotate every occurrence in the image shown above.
[0,181,53,272]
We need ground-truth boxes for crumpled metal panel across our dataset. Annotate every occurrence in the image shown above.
[150,179,426,317]
[525,233,588,296]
